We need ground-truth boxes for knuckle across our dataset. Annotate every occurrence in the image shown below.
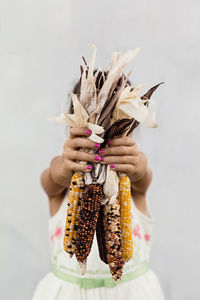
[120,165,126,172]
[132,156,139,165]
[70,162,77,171]
[126,136,133,145]
[73,137,81,148]
[63,158,71,170]
[134,143,139,152]
[78,163,85,172]
[124,147,130,155]
[62,142,68,151]
[73,150,80,160]
[61,147,68,159]
[121,156,127,164]
[121,145,127,153]
[105,147,111,155]
[136,155,140,164]
[65,138,72,149]
[131,138,136,144]
[70,127,74,134]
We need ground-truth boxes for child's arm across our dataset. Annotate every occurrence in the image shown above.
[40,155,72,198]
[130,156,153,217]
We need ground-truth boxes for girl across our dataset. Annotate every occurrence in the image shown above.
[32,75,165,300]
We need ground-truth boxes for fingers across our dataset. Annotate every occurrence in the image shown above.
[100,155,139,166]
[70,161,93,173]
[69,150,102,163]
[108,163,136,174]
[67,137,101,151]
[70,127,92,139]
[107,136,135,147]
[98,145,138,156]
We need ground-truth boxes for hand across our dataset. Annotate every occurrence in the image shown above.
[61,127,103,175]
[98,134,148,183]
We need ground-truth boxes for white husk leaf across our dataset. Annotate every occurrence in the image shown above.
[118,97,158,128]
[70,92,89,127]
[48,93,104,143]
[103,165,119,205]
[80,45,98,123]
[111,84,145,123]
[87,123,104,134]
[95,48,140,122]
[48,112,76,127]
[88,132,104,143]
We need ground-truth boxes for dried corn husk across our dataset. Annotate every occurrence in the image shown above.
[103,164,119,205]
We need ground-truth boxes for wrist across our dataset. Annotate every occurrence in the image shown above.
[49,155,72,188]
[129,152,148,183]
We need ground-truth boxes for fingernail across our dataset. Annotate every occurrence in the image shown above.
[110,164,115,168]
[95,143,100,149]
[107,140,112,146]
[86,129,92,135]
[98,149,104,155]
[87,165,93,170]
[94,155,101,161]
[101,156,104,162]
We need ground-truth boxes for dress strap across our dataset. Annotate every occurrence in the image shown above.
[48,189,69,224]
[131,194,155,224]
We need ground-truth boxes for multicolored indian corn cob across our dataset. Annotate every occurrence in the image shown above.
[96,204,108,264]
[75,183,103,263]
[118,174,133,262]
[103,198,125,281]
[63,172,85,257]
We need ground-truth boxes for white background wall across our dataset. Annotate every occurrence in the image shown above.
[1,1,200,299]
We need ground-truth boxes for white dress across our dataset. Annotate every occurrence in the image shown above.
[32,189,165,300]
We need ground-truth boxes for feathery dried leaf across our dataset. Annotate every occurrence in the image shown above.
[141,82,164,101]
[95,49,140,122]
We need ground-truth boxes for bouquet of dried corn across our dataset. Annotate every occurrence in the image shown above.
[49,44,163,281]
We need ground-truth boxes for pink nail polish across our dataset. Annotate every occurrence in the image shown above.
[110,164,115,168]
[94,155,101,161]
[107,140,112,146]
[99,149,104,155]
[87,165,92,170]
[101,156,104,162]
[95,143,100,149]
[86,129,92,135]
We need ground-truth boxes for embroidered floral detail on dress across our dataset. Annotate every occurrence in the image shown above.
[133,224,142,239]
[50,224,63,266]
[50,225,63,245]
[55,227,62,238]
[144,234,150,241]
[50,234,54,244]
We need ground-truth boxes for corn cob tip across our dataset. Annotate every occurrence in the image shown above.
[79,259,87,275]
[112,275,122,282]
